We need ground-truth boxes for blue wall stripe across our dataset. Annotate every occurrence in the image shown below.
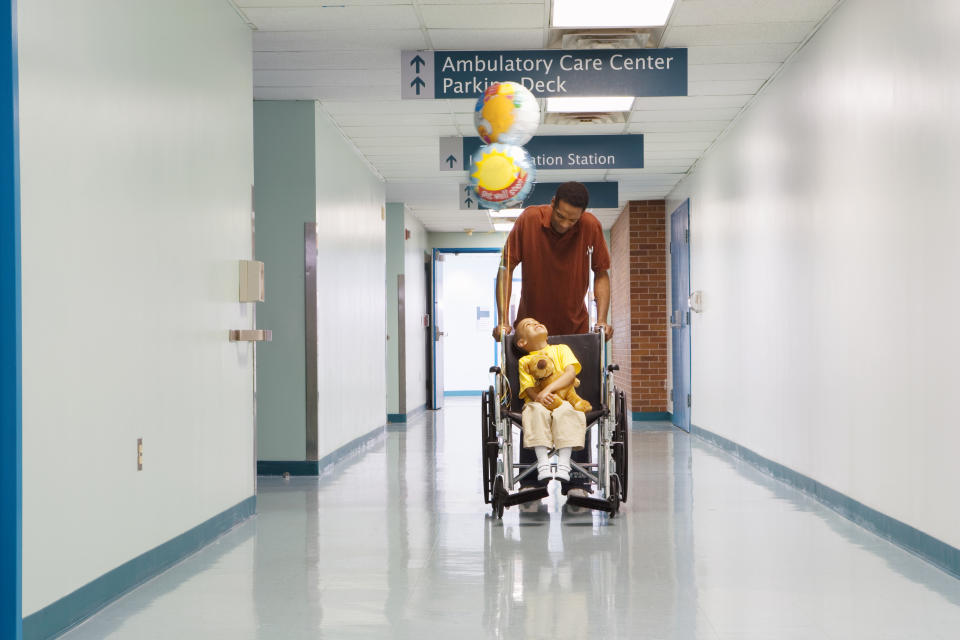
[444,390,482,397]
[691,424,960,580]
[1,0,21,638]
[258,424,385,476]
[632,411,672,421]
[22,496,256,640]
[386,413,406,423]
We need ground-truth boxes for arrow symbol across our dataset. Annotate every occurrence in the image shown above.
[464,197,474,208]
[464,185,473,194]
[446,155,457,168]
[410,55,426,73]
[410,76,426,95]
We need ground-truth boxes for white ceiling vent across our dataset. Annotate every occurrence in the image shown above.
[544,111,628,125]
[547,29,662,50]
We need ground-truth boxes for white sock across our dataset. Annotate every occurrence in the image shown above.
[535,446,551,479]
[556,447,572,480]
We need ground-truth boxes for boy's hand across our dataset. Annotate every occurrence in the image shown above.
[539,391,556,407]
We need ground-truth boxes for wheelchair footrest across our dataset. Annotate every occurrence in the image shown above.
[502,486,549,507]
[565,494,614,513]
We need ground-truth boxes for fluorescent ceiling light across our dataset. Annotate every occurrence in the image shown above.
[493,222,515,233]
[552,0,675,27]
[546,96,635,113]
[488,208,524,218]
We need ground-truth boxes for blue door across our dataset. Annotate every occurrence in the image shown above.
[670,201,691,432]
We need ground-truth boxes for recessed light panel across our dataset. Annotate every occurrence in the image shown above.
[552,0,676,28]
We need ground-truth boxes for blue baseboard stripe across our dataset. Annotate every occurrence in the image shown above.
[258,425,385,477]
[386,413,406,423]
[22,495,256,640]
[691,424,960,580]
[632,411,672,421]
[444,390,482,397]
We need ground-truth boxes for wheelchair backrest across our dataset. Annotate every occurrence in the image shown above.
[503,332,602,412]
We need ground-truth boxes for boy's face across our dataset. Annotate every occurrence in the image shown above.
[515,317,548,350]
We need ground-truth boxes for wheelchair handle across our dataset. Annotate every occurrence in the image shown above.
[489,366,501,374]
[607,364,619,372]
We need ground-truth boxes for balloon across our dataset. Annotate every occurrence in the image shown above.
[468,143,536,210]
[473,81,540,146]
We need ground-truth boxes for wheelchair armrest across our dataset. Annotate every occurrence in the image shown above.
[606,364,619,372]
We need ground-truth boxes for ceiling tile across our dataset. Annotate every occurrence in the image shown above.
[428,28,547,50]
[243,6,421,30]
[663,22,817,46]
[687,43,798,64]
[254,51,397,70]
[670,0,839,25]
[253,29,427,51]
[420,4,544,29]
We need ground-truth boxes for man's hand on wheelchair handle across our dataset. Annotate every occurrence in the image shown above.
[593,322,614,340]
[492,323,513,341]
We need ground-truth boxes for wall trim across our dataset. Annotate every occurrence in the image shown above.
[22,496,256,640]
[258,424,385,476]
[692,424,960,581]
[385,403,427,425]
[632,411,672,421]
[444,390,482,397]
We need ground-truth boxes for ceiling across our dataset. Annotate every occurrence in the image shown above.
[233,0,840,231]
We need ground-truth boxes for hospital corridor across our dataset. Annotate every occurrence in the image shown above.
[4,0,960,639]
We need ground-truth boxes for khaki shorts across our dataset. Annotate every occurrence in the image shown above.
[521,401,587,451]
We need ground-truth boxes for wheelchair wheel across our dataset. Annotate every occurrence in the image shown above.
[613,389,629,502]
[608,475,621,517]
[481,387,497,504]
[492,476,506,519]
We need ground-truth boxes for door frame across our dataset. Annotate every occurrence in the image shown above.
[1,2,22,637]
[429,247,500,408]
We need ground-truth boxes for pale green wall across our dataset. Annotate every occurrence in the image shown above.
[403,211,429,412]
[385,203,404,414]
[19,0,254,614]
[254,101,316,460]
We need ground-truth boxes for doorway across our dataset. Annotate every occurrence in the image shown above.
[670,200,691,432]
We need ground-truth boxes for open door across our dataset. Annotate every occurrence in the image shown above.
[429,250,445,409]
[670,200,691,432]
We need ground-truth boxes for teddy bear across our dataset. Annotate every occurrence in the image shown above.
[522,354,592,412]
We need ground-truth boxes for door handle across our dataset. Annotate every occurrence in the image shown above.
[668,310,682,328]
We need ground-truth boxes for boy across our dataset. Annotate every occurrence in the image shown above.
[514,317,588,481]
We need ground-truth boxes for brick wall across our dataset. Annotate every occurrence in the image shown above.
[609,201,668,413]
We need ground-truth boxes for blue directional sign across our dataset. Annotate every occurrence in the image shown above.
[441,135,643,171]
[459,181,618,211]
[403,49,687,99]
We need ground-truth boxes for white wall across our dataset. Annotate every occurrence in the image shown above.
[18,0,254,614]
[403,211,429,412]
[313,105,386,456]
[667,0,960,549]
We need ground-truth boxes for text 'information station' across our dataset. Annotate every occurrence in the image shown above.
[459,182,618,211]
[402,49,687,99]
[440,135,643,171]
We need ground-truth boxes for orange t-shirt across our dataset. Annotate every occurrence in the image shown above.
[505,204,611,335]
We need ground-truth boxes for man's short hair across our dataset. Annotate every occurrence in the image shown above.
[554,181,589,211]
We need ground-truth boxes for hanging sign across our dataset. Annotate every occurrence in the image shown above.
[403,48,687,99]
[441,135,643,171]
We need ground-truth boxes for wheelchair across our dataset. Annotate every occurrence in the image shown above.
[481,330,629,518]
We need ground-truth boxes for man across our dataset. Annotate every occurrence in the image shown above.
[493,181,612,341]
[491,181,612,509]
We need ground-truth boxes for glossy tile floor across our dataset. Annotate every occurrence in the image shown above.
[60,397,960,639]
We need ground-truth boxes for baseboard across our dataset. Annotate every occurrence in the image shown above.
[22,496,256,640]
[257,424,385,477]
[444,390,482,396]
[691,424,960,581]
[386,403,427,425]
[632,411,672,421]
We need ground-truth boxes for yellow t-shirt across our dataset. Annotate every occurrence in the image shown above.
[518,344,581,402]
